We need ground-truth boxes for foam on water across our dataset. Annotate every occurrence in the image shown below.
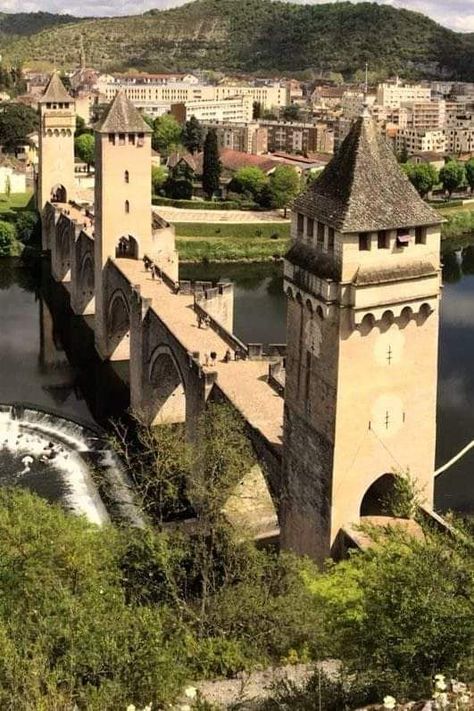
[0,404,144,527]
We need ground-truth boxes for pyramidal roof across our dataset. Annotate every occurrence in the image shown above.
[95,90,152,134]
[293,109,441,233]
[39,72,73,103]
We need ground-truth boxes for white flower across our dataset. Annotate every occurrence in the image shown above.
[435,679,448,691]
[184,687,197,700]
[383,696,397,710]
[179,706,191,711]
[126,706,136,711]
[434,674,446,682]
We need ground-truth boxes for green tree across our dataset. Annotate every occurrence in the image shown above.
[15,210,39,245]
[152,114,183,157]
[268,165,300,215]
[252,101,262,120]
[439,160,465,198]
[0,103,38,152]
[0,220,18,256]
[403,162,438,197]
[74,133,95,169]
[202,128,221,199]
[465,158,474,192]
[281,104,300,121]
[231,166,269,199]
[75,115,87,136]
[182,115,204,155]
[151,165,168,194]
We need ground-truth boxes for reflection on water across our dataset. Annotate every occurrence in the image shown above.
[2,250,474,514]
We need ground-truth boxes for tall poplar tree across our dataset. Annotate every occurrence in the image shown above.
[202,128,221,199]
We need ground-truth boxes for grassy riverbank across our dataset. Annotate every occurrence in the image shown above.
[175,222,290,262]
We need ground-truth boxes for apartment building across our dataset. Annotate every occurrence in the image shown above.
[201,122,268,154]
[403,100,446,129]
[376,82,431,108]
[170,96,253,124]
[261,120,334,154]
[396,128,446,154]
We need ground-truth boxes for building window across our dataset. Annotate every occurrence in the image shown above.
[307,218,314,239]
[396,228,411,247]
[378,230,389,249]
[328,227,335,252]
[415,226,427,244]
[125,200,130,214]
[359,233,370,251]
[317,222,325,249]
[129,133,135,145]
[297,213,304,236]
[108,134,116,145]
[119,133,126,146]
[124,170,130,184]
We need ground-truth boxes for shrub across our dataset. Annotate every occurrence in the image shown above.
[0,220,18,256]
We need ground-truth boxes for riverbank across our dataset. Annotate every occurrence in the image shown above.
[175,222,290,262]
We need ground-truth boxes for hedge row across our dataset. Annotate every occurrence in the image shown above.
[152,196,259,210]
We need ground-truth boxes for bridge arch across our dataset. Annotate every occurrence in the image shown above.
[148,344,186,426]
[79,253,94,302]
[107,289,130,358]
[360,473,398,518]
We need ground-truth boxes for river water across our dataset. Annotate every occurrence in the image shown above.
[0,248,473,513]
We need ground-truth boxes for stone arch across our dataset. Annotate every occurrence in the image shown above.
[286,286,294,300]
[51,184,67,203]
[379,309,395,333]
[80,253,94,300]
[399,306,413,328]
[296,292,303,306]
[305,298,313,314]
[419,302,433,320]
[360,473,397,517]
[360,312,375,336]
[107,289,130,356]
[148,344,186,425]
[116,234,138,259]
[316,305,324,320]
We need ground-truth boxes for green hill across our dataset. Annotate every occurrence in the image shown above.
[0,11,78,40]
[1,0,473,79]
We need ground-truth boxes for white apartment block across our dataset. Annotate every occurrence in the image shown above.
[403,100,446,129]
[96,77,288,111]
[171,96,254,124]
[396,128,446,154]
[376,82,431,109]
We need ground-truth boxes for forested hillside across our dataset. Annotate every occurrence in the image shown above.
[0,1,473,79]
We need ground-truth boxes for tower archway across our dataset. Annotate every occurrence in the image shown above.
[50,184,67,203]
[116,235,138,259]
[149,345,186,425]
[360,473,397,517]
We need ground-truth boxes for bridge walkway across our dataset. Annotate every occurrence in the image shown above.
[113,258,284,452]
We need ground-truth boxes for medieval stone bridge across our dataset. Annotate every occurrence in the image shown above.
[42,199,285,536]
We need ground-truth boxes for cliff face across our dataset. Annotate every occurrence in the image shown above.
[2,0,474,79]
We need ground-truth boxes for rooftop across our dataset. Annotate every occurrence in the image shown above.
[293,111,442,233]
[95,90,152,134]
[39,73,73,104]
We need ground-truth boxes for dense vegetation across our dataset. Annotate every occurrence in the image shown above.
[2,399,474,709]
[1,0,473,79]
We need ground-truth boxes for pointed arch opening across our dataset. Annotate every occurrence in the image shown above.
[51,184,67,203]
[116,235,138,259]
[107,290,130,360]
[360,473,397,518]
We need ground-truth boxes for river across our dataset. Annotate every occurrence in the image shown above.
[0,247,473,513]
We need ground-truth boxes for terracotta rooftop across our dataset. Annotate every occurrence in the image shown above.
[39,73,73,104]
[293,111,442,233]
[195,148,279,176]
[95,90,152,134]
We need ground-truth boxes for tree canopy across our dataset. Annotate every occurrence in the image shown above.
[74,133,95,168]
[202,128,221,199]
[152,114,183,157]
[402,162,439,197]
[182,115,204,155]
[0,103,38,152]
[439,160,465,197]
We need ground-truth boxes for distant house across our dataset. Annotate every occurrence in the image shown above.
[407,152,447,171]
[194,148,279,179]
[0,159,26,193]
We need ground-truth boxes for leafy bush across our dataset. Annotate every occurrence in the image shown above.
[0,219,19,256]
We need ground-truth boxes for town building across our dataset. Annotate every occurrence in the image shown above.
[396,128,446,155]
[376,80,431,108]
[261,120,334,155]
[403,100,446,130]
[170,95,253,124]
[201,122,268,154]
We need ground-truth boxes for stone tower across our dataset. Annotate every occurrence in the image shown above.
[93,90,153,360]
[38,73,76,222]
[281,107,443,563]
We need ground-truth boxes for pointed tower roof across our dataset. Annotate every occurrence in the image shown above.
[95,90,152,134]
[293,111,441,233]
[39,72,73,103]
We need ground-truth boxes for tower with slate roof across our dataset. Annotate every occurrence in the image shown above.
[281,106,443,563]
[38,73,76,216]
[93,89,153,359]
